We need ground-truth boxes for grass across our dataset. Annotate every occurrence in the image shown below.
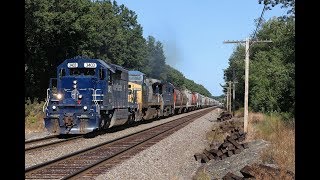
[234,107,244,118]
[25,98,46,133]
[247,112,295,173]
[193,167,212,180]
[206,124,226,144]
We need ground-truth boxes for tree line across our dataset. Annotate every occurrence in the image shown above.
[25,0,212,102]
[223,0,295,115]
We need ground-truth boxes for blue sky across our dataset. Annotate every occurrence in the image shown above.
[116,0,287,96]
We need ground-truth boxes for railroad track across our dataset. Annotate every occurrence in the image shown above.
[25,135,59,144]
[25,107,215,179]
[25,135,83,153]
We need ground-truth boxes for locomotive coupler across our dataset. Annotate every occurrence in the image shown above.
[63,113,74,128]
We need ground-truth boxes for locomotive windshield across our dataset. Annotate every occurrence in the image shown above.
[70,68,96,76]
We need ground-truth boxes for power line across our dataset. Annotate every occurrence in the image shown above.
[224,4,268,59]
[223,38,272,133]
[251,4,267,41]
[223,4,272,132]
[246,4,268,55]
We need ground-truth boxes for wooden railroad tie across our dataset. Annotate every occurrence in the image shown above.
[194,127,248,163]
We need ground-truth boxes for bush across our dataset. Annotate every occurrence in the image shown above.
[25,98,46,133]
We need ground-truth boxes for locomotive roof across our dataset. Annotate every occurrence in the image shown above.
[128,70,145,76]
[97,59,115,73]
[109,63,128,73]
[59,57,117,73]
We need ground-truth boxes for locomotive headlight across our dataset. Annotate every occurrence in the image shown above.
[73,84,77,89]
[83,106,88,111]
[56,93,63,100]
[73,80,77,84]
[78,94,83,99]
[52,105,56,110]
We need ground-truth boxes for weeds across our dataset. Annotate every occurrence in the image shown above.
[248,112,295,173]
[193,167,212,180]
[25,98,46,133]
[206,124,225,144]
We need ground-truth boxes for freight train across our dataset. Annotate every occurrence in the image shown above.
[43,56,219,134]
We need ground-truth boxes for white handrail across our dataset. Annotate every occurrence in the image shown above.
[42,88,50,112]
[92,89,102,106]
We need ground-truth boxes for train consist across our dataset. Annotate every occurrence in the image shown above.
[43,56,219,134]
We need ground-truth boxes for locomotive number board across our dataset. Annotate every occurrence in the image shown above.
[84,63,97,68]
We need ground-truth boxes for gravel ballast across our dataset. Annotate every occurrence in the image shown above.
[95,108,221,180]
[25,108,219,169]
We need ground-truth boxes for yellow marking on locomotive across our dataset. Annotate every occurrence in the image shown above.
[128,82,142,110]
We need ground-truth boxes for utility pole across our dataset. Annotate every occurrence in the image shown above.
[232,69,238,116]
[220,83,228,111]
[232,82,237,114]
[226,87,229,112]
[223,38,272,132]
[232,84,238,116]
[228,81,232,113]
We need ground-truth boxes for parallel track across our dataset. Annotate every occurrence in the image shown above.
[25,135,83,153]
[25,135,58,144]
[25,107,215,179]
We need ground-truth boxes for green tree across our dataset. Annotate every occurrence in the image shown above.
[144,36,167,80]
[184,79,212,97]
[25,0,148,100]
[25,0,94,100]
[165,65,185,88]
[223,45,245,109]
[251,17,295,114]
[224,17,294,115]
[25,0,213,101]
[258,0,295,15]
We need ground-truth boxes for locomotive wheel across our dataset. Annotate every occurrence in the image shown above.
[127,111,135,125]
[101,119,110,129]
[100,113,111,129]
[170,108,174,116]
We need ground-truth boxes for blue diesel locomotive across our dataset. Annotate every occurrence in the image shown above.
[43,56,137,134]
[43,56,219,135]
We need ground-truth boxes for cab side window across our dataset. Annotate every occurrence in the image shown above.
[108,70,113,85]
[59,68,65,78]
[99,68,105,80]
